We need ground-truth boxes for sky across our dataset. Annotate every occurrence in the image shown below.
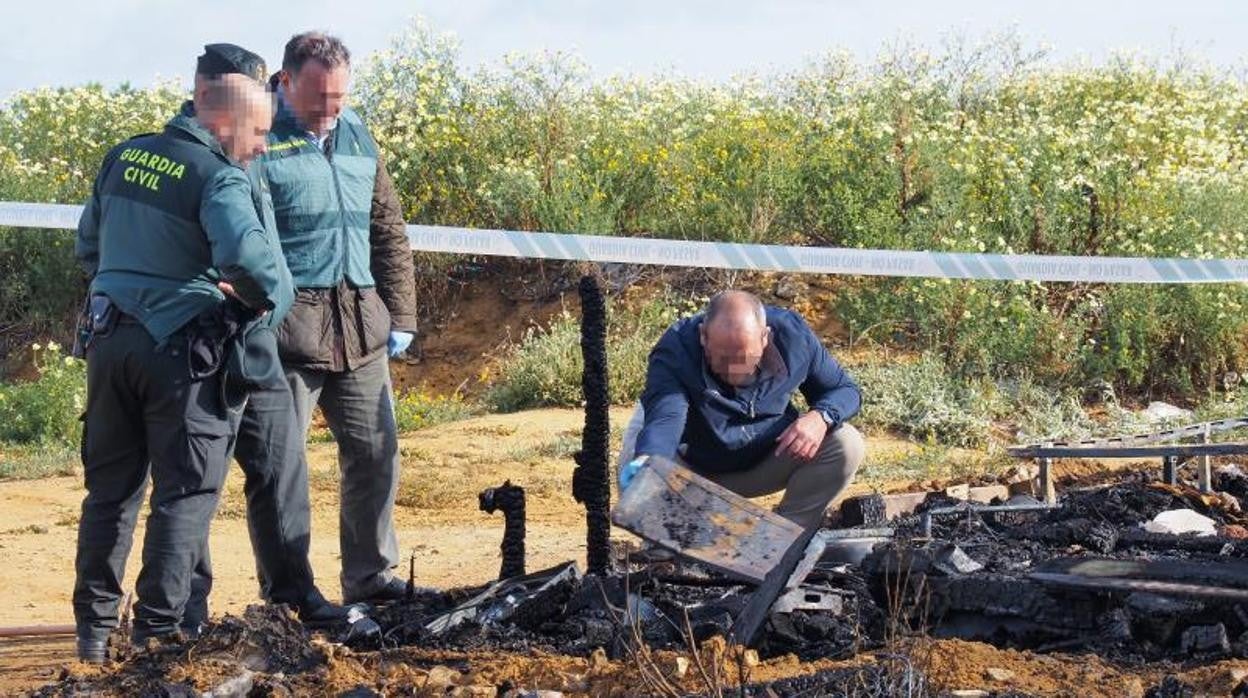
[2,0,1246,99]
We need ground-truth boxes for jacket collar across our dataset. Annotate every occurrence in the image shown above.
[273,89,302,133]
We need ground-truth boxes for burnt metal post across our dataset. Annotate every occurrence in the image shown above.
[573,274,611,576]
[1199,425,1213,493]
[480,480,527,580]
[1163,455,1179,486]
[1039,441,1055,505]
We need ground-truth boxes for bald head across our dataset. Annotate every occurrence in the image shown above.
[700,291,770,387]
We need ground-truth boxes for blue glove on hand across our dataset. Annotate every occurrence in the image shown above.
[387,331,414,357]
[618,456,649,491]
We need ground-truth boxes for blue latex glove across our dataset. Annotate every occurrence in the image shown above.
[618,456,649,491]
[387,330,414,357]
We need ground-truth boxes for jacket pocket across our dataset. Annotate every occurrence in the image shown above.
[276,289,331,366]
[356,286,392,356]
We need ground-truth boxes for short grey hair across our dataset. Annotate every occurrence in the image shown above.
[282,31,351,74]
[704,290,766,329]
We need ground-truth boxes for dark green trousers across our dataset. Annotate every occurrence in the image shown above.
[72,322,230,643]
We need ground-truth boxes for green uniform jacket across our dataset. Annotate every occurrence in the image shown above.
[76,102,293,343]
[252,96,417,372]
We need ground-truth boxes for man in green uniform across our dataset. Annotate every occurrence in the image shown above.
[72,44,290,663]
[245,31,420,604]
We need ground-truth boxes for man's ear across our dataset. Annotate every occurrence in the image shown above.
[699,325,707,348]
[761,326,771,349]
[278,70,292,91]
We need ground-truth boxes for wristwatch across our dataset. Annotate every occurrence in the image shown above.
[816,409,837,427]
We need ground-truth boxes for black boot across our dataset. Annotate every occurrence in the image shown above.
[76,637,107,664]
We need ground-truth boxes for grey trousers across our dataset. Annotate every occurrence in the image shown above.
[618,405,866,529]
[184,377,320,633]
[288,355,401,601]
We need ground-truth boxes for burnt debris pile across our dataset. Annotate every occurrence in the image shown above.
[38,470,1248,696]
[32,605,327,698]
[362,470,1248,664]
[867,469,1248,662]
[367,467,1248,666]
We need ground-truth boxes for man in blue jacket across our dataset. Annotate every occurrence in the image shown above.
[617,290,866,529]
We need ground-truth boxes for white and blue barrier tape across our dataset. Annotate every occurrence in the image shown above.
[4,200,1247,284]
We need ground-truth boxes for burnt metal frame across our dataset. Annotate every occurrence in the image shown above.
[1007,417,1248,503]
[920,502,1059,538]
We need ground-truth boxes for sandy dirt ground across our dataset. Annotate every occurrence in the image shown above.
[3,407,1247,695]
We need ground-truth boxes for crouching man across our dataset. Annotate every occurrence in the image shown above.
[617,290,866,529]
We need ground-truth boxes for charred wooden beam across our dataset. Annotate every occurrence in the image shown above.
[480,480,527,580]
[573,274,612,576]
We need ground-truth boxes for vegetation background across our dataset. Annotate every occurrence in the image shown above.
[5,22,1248,473]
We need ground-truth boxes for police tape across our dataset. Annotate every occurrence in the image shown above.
[4,199,1248,284]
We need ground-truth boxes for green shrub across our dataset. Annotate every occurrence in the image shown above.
[486,295,697,412]
[0,443,77,480]
[0,228,84,334]
[0,342,86,445]
[853,354,996,448]
[393,388,475,432]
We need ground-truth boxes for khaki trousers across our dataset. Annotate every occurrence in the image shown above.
[618,405,866,528]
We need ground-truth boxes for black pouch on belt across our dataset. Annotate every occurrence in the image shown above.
[71,294,118,359]
[88,295,118,339]
[187,300,248,382]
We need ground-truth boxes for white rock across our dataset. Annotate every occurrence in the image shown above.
[1143,509,1217,537]
[1218,463,1246,478]
[662,656,689,678]
[425,665,462,688]
[1144,401,1193,422]
[985,667,1015,682]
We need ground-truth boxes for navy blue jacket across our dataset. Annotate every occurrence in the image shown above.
[634,306,861,474]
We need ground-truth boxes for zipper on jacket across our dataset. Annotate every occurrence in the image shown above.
[322,136,357,362]
[321,138,350,283]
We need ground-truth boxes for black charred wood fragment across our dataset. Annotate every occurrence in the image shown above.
[1180,623,1230,656]
[406,552,416,601]
[841,494,888,527]
[479,480,526,580]
[573,274,611,576]
[729,524,822,647]
[1008,517,1120,554]
[1126,592,1205,645]
[1146,675,1198,698]
[929,575,1101,631]
[1042,556,1248,590]
[1098,608,1133,644]
[1117,528,1248,555]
